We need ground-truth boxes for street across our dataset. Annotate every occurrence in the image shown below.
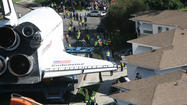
[62,10,102,48]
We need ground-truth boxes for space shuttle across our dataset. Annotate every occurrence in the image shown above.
[0,0,117,84]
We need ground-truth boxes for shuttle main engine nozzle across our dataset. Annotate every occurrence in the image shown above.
[8,54,33,77]
[0,56,7,76]
[0,27,20,51]
[22,25,35,37]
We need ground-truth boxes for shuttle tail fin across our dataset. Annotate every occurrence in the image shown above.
[2,0,18,26]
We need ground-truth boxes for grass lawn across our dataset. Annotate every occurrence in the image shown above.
[34,0,47,3]
[180,7,187,11]
[0,15,3,20]
[72,84,100,103]
[13,0,21,2]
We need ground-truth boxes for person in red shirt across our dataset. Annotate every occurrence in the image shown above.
[65,34,69,43]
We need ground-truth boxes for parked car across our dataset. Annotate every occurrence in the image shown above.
[100,11,107,16]
[88,10,107,17]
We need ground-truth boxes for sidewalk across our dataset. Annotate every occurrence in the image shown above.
[71,67,127,105]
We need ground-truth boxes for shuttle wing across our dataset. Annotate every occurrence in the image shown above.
[41,49,117,78]
[38,34,117,78]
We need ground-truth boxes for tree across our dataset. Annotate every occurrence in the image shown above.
[102,0,149,51]
[146,0,183,10]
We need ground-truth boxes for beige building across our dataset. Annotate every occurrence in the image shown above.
[123,29,187,80]
[131,10,187,36]
[111,71,187,105]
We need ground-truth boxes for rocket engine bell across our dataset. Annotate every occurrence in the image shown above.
[0,27,20,51]
[0,56,7,76]
[22,25,35,37]
[0,7,63,84]
[8,54,33,77]
[0,23,42,84]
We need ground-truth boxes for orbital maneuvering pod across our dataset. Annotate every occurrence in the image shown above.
[0,0,117,84]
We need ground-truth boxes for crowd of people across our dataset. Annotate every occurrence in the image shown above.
[45,0,109,14]
[62,9,112,52]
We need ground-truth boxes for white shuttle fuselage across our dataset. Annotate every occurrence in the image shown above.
[0,0,117,84]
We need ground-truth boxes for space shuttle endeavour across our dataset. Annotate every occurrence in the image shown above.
[0,0,117,84]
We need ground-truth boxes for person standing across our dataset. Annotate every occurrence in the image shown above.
[82,88,87,103]
[85,33,89,41]
[68,43,71,48]
[70,18,73,26]
[135,72,142,80]
[87,93,96,105]
[78,21,82,29]
[82,19,85,27]
[94,40,98,47]
[98,40,103,49]
[85,23,88,33]
[68,26,72,35]
[80,13,82,21]
[65,34,69,43]
[76,12,79,21]
[106,50,113,76]
[106,50,110,61]
[99,72,103,83]
[73,11,76,20]
[77,30,81,44]
[120,62,124,71]
[84,14,87,23]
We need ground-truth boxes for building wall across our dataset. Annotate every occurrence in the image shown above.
[132,43,159,54]
[136,67,156,78]
[127,63,184,80]
[135,20,176,35]
[128,20,187,81]
[135,21,153,35]
[152,24,176,34]
[127,64,137,80]
[133,44,152,54]
[140,22,153,35]
[127,64,156,80]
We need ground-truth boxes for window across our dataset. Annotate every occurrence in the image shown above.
[143,30,153,34]
[166,27,169,31]
[158,27,162,33]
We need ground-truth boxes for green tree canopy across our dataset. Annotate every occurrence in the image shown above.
[102,0,184,51]
[102,0,148,33]
[146,0,183,10]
